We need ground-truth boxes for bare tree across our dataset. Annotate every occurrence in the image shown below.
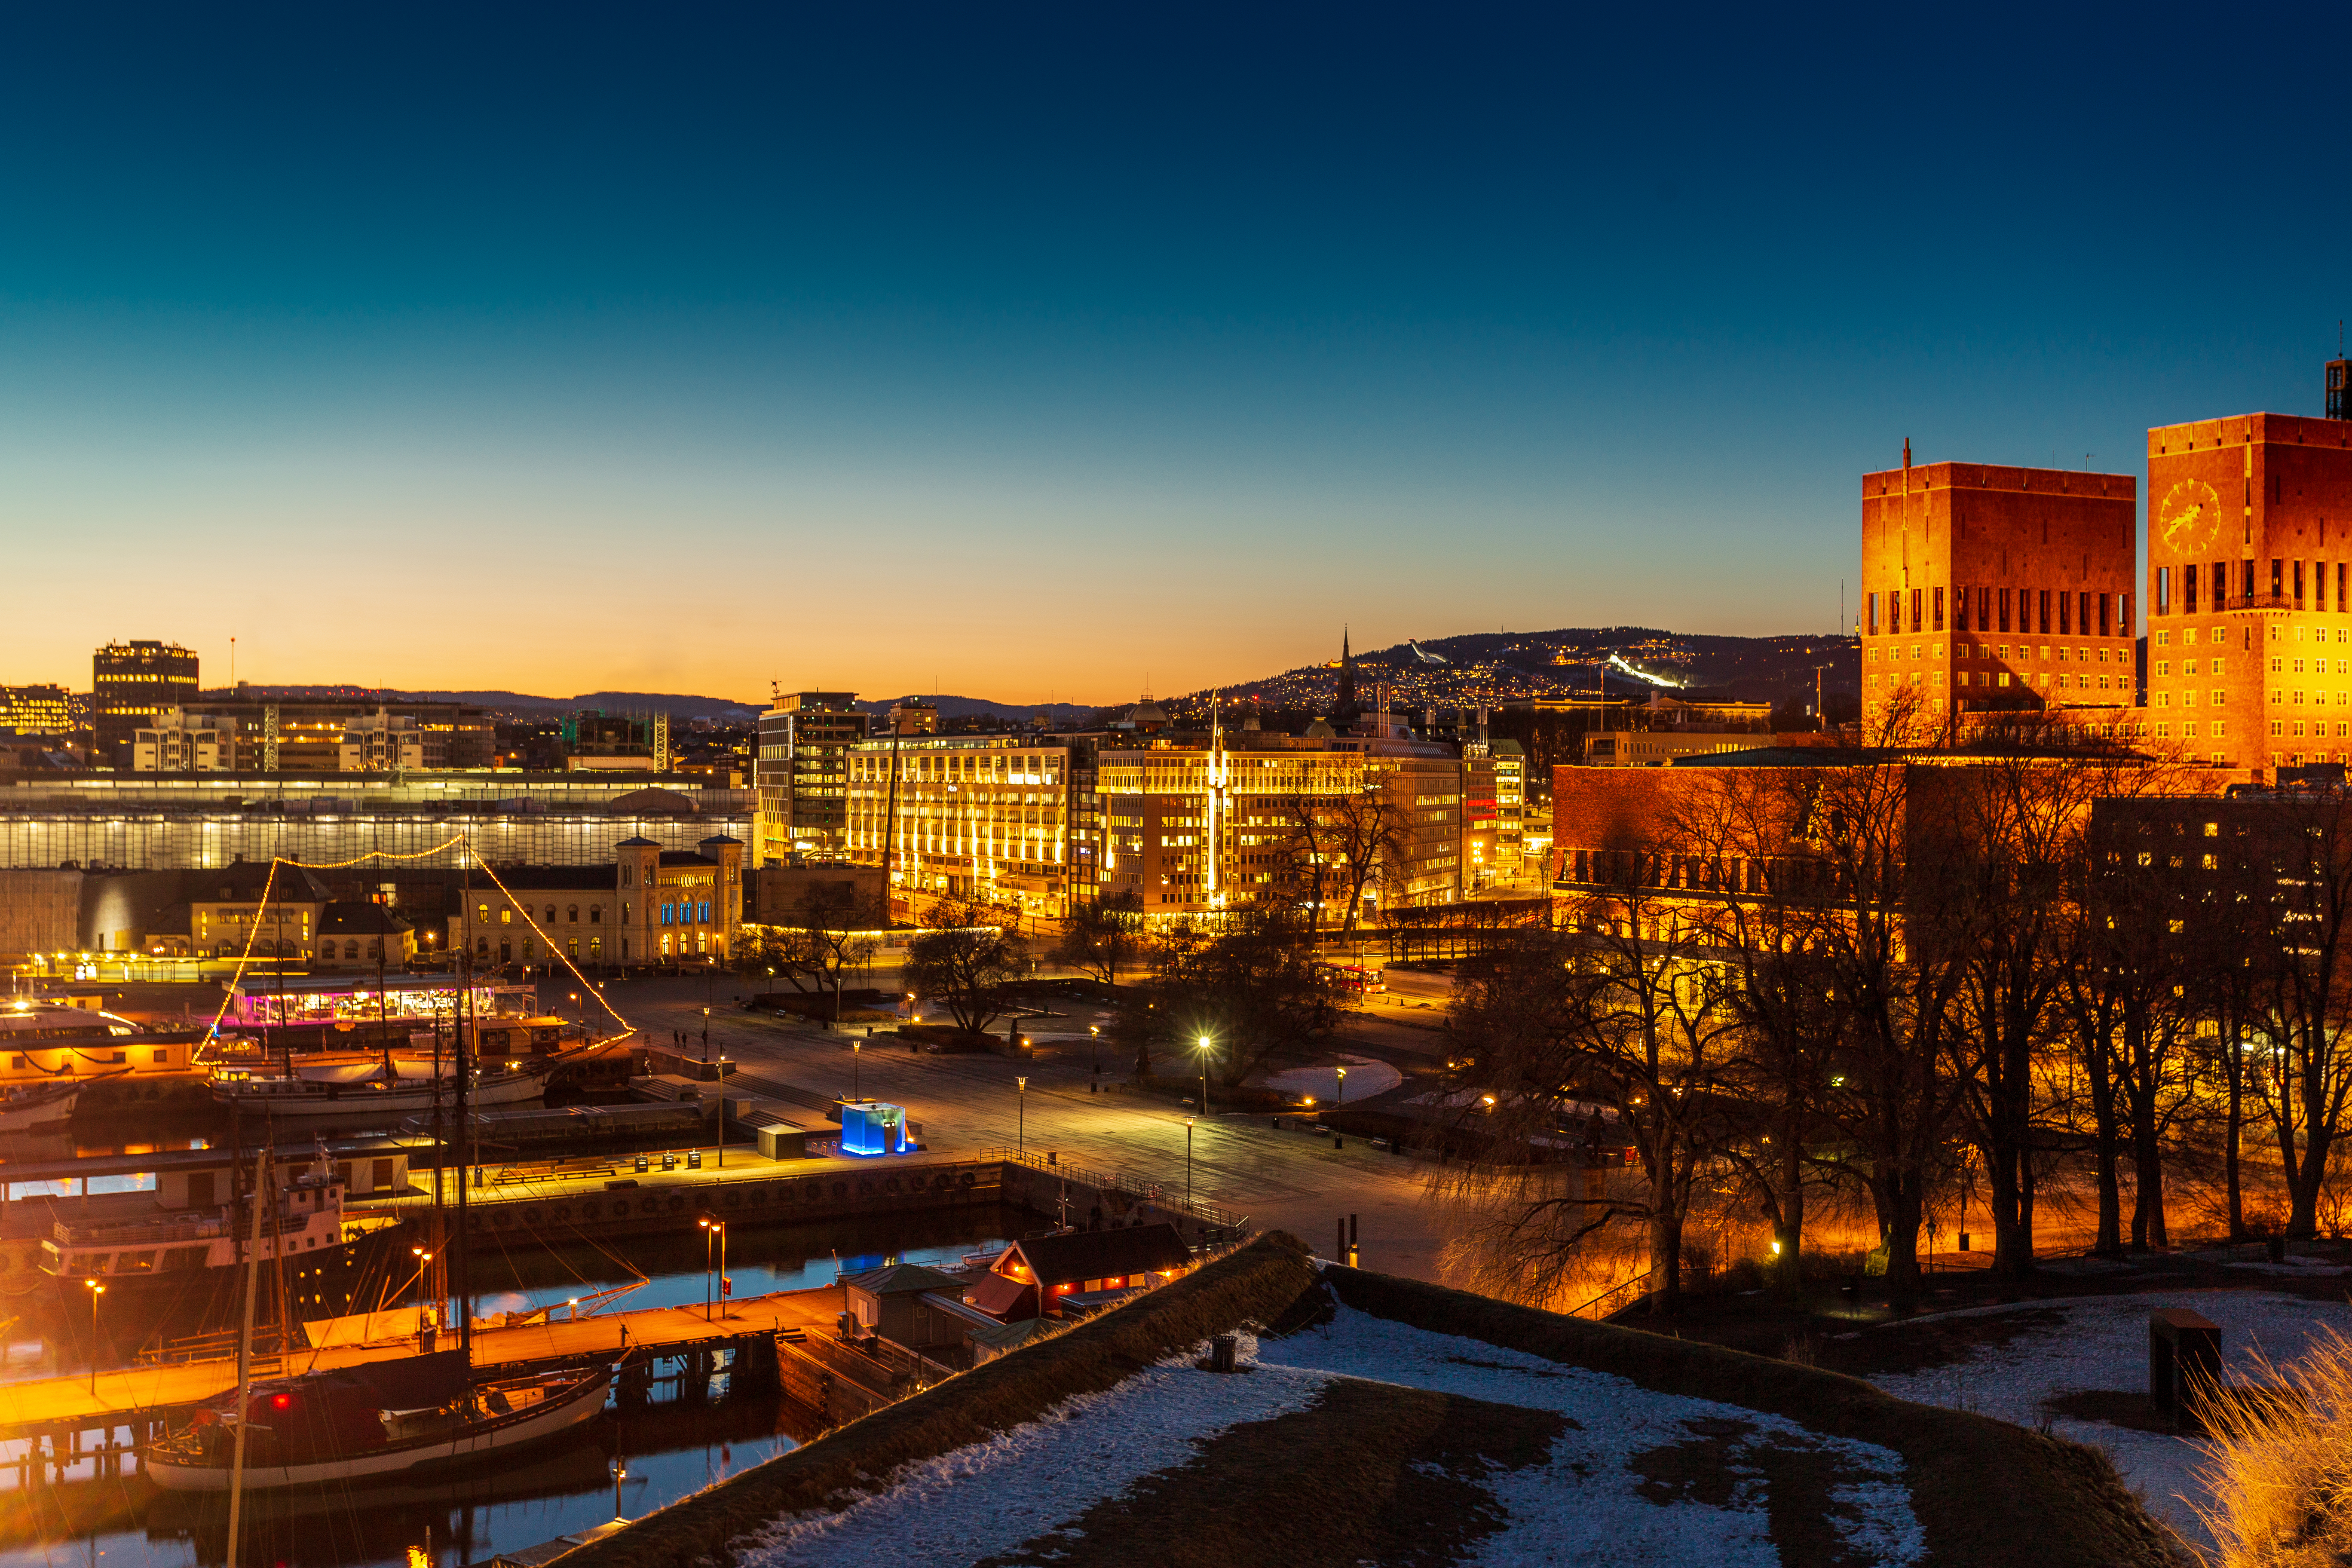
[1446,833,1744,1313]
[2244,785,2352,1238]
[1130,907,1341,1087]
[904,894,1029,1035]
[1277,763,1405,944]
[1049,888,1145,985]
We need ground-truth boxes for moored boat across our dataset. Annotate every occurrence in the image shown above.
[0,1077,89,1132]
[141,1351,614,1490]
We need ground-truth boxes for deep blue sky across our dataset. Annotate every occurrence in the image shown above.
[4,4,2347,702]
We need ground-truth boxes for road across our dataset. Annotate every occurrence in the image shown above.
[586,971,1462,1283]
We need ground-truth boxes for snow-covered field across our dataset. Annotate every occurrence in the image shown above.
[738,1351,1334,1567]
[738,1306,1926,1567]
[1263,1307,1925,1567]
[1262,1054,1403,1102]
[1867,1289,2352,1551]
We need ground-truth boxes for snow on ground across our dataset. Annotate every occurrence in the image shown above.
[1866,1290,2352,1551]
[1260,1306,1926,1567]
[1262,1054,1402,1102]
[739,1350,1334,1567]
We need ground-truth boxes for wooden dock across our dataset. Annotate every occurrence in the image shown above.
[0,1286,844,1439]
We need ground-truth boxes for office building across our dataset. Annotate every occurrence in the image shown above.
[2145,412,2352,770]
[131,709,229,772]
[844,735,1076,919]
[1860,451,2137,728]
[754,691,870,864]
[94,640,199,762]
[0,685,74,740]
[338,708,425,771]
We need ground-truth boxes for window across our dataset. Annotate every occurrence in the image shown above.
[476,903,489,922]
[344,940,359,959]
[1933,586,1945,631]
[2275,559,2286,599]
[2059,592,2071,635]
[1999,587,2012,632]
[544,905,556,923]
[500,908,511,924]
[2185,564,2199,612]
[2158,567,2171,614]
[2039,590,2050,634]
[590,904,602,923]
[567,904,579,923]
[661,902,675,925]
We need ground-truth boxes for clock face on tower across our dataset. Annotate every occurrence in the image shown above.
[2159,479,2224,558]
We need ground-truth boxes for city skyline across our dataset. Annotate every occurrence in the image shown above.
[6,7,2352,701]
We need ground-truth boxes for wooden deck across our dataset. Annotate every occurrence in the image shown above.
[0,1287,844,1438]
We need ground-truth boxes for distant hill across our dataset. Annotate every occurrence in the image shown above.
[1180,626,1861,714]
[392,689,765,722]
[856,695,1097,724]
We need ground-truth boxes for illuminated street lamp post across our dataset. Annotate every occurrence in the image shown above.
[1016,1075,1028,1160]
[699,1216,719,1321]
[851,1038,862,1100]
[701,1005,711,1063]
[1088,1024,1101,1083]
[715,1221,729,1319]
[1335,1065,1347,1112]
[1185,1119,1195,1209]
[84,1278,104,1394]
[1197,1035,1213,1118]
[568,992,579,1030]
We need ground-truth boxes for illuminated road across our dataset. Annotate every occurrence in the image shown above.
[591,974,1458,1283]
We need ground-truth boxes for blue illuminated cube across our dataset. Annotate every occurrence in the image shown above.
[840,1101,908,1156]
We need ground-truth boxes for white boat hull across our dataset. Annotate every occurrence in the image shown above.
[211,1069,549,1117]
[141,1366,612,1491]
[0,1084,79,1133]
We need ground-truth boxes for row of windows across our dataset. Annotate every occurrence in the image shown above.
[2158,560,2351,614]
[660,901,713,925]
[1872,642,2130,665]
[478,901,604,925]
[1870,586,2131,638]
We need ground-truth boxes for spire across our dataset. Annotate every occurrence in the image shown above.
[1334,626,1359,725]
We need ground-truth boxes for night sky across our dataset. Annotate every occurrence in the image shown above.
[4,3,2347,703]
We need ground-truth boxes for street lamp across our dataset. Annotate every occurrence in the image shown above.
[1016,1075,1028,1160]
[1335,1064,1348,1112]
[1197,1034,1213,1118]
[568,992,579,1030]
[1185,1119,1195,1209]
[701,1005,711,1062]
[699,1217,719,1322]
[1089,1024,1100,1082]
[851,1038,862,1101]
[84,1278,104,1394]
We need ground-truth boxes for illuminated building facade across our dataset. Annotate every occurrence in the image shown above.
[0,773,750,871]
[171,695,494,771]
[0,685,74,739]
[754,691,869,864]
[844,736,1075,919]
[1860,453,2136,728]
[131,709,228,772]
[1093,734,1467,920]
[2144,412,2352,771]
[93,640,199,763]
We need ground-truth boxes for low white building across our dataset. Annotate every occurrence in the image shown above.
[131,708,228,772]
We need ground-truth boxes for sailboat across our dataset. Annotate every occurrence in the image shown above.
[139,1352,613,1490]
[0,1076,95,1132]
[144,962,612,1494]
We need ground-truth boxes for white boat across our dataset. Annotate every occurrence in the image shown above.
[39,1142,372,1329]
[140,1354,613,1490]
[208,1058,553,1117]
[0,1078,87,1132]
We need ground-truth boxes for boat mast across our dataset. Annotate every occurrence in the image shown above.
[455,947,472,1357]
[224,1139,270,1568]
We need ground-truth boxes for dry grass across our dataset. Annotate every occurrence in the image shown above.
[1322,1265,2190,1568]
[557,1231,1323,1568]
[2191,1327,2352,1567]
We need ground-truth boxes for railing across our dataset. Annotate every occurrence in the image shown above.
[52,1216,228,1247]
[981,1147,1247,1233]
[1568,1267,1654,1321]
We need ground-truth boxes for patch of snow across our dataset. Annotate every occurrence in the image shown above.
[2222,1259,2352,1276]
[1260,1306,1925,1567]
[1866,1290,2352,1553]
[1263,1055,1402,1102]
[741,1344,1329,1567]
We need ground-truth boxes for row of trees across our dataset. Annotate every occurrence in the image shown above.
[1445,696,2352,1311]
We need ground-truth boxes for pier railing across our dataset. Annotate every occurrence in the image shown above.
[980,1147,1247,1233]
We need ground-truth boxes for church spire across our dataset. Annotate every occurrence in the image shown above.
[1334,626,1360,725]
